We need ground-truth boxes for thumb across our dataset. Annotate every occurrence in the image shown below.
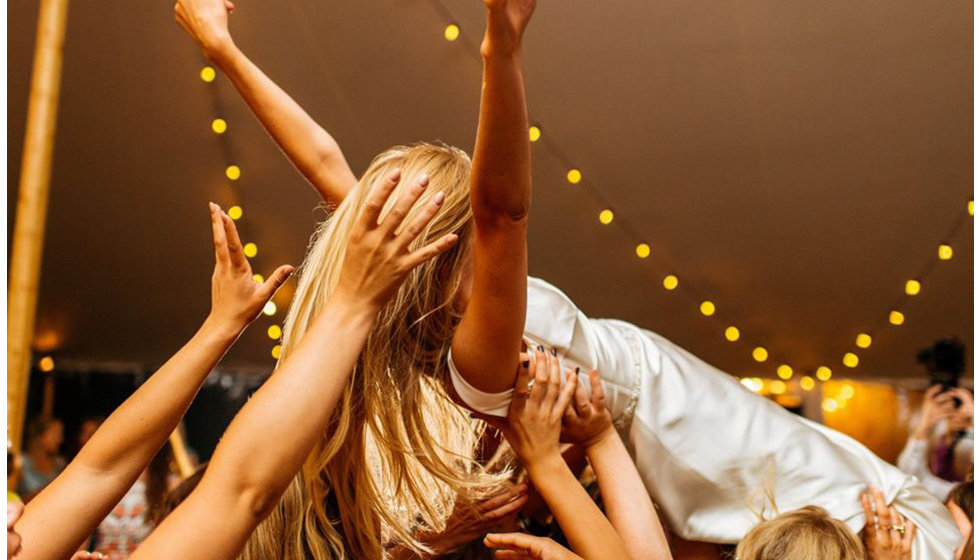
[259,265,294,301]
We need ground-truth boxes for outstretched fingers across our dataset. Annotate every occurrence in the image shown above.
[552,371,577,420]
[359,169,402,229]
[511,353,533,414]
[398,190,445,249]
[404,233,459,270]
[209,203,230,265]
[220,212,248,271]
[381,173,429,234]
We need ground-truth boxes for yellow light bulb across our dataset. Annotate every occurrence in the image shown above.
[528,126,541,142]
[800,376,816,391]
[938,244,953,260]
[752,347,768,362]
[905,279,921,296]
[822,398,838,413]
[263,301,277,316]
[662,275,679,291]
[267,325,282,340]
[211,118,227,134]
[243,242,258,258]
[200,66,216,83]
[599,209,614,225]
[252,274,264,284]
[566,168,582,184]
[227,205,243,220]
[724,326,740,342]
[699,301,716,316]
[39,356,54,372]
[855,333,872,349]
[843,352,859,368]
[444,23,460,41]
[969,200,975,216]
[777,364,793,380]
[635,243,651,259]
[889,310,905,326]
[816,366,832,381]
[840,383,855,399]
[271,345,282,360]
[770,380,787,395]
[225,165,241,181]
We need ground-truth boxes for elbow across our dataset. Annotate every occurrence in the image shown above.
[239,483,282,522]
[472,199,531,228]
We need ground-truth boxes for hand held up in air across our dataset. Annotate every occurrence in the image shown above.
[861,487,916,560]
[561,369,614,449]
[912,385,958,440]
[418,483,529,556]
[174,0,237,61]
[484,533,584,560]
[504,349,578,470]
[481,0,537,58]
[206,203,294,337]
[333,169,458,311]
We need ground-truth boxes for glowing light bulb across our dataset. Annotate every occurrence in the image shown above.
[444,23,460,41]
[211,118,227,134]
[777,364,793,380]
[263,301,277,316]
[598,210,614,225]
[271,345,281,359]
[227,205,243,220]
[699,301,716,316]
[252,274,264,284]
[200,66,216,83]
[635,243,651,259]
[39,356,54,372]
[904,279,921,296]
[822,398,838,413]
[752,347,768,362]
[243,242,258,258]
[225,165,241,181]
[662,275,679,291]
[770,380,787,395]
[528,126,541,142]
[566,169,582,184]
[267,325,282,340]
[816,366,832,381]
[724,326,740,342]
[969,200,975,216]
[889,310,905,326]
[855,333,872,349]
[938,244,953,260]
[843,352,859,368]
[840,383,855,399]
[800,376,815,391]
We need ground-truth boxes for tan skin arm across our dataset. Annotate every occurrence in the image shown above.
[175,0,357,204]
[12,205,293,560]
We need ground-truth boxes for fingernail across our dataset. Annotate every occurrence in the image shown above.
[419,173,429,184]
[537,345,543,352]
[575,366,581,374]
[550,348,557,356]
[433,191,445,205]
[522,360,530,369]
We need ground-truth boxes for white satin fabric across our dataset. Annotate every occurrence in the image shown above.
[449,277,961,557]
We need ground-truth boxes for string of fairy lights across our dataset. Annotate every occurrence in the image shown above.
[198,65,285,362]
[428,3,974,411]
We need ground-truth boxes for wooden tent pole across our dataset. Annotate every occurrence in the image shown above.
[8,0,71,453]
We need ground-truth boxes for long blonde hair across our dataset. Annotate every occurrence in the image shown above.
[242,143,509,560]
[734,506,864,560]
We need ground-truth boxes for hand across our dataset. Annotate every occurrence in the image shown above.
[950,388,974,423]
[206,203,294,335]
[333,170,459,310]
[504,349,578,467]
[8,499,22,559]
[481,0,537,58]
[484,533,584,560]
[71,552,107,560]
[861,487,916,560]
[561,369,614,449]
[174,0,237,61]
[418,484,529,556]
[912,385,956,439]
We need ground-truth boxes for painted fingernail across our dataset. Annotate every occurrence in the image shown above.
[575,366,581,374]
[537,345,544,352]
[433,191,445,205]
[551,348,557,356]
[419,173,429,185]
[522,360,530,369]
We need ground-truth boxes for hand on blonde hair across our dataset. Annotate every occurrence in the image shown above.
[504,349,578,467]
[560,369,613,449]
[334,169,458,309]
[484,533,583,560]
[207,203,293,335]
[861,487,916,560]
[414,484,529,556]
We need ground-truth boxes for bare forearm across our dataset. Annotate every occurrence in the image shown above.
[527,455,631,560]
[586,436,670,560]
[210,42,356,203]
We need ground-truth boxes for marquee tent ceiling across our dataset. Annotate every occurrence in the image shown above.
[8,0,973,381]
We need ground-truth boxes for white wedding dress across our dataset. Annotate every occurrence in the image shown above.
[449,277,961,557]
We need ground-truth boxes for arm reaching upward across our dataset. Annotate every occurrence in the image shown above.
[174,0,357,204]
[131,171,459,560]
[452,0,537,395]
[12,204,293,560]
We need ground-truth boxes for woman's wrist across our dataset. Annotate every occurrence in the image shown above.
[583,427,617,456]
[525,451,569,482]
[200,313,246,344]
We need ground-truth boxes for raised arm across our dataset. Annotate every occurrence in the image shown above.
[495,351,632,560]
[451,0,536,395]
[174,0,357,204]
[13,204,293,560]
[131,172,459,560]
[563,371,671,560]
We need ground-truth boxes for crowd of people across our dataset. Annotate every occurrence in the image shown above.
[6,0,975,558]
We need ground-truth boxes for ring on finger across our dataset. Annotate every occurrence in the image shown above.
[889,525,906,534]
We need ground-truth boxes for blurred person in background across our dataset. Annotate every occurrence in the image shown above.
[16,417,66,501]
[70,416,106,460]
[945,478,973,560]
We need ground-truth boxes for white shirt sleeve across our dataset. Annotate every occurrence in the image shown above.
[447,349,513,417]
[896,437,955,500]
